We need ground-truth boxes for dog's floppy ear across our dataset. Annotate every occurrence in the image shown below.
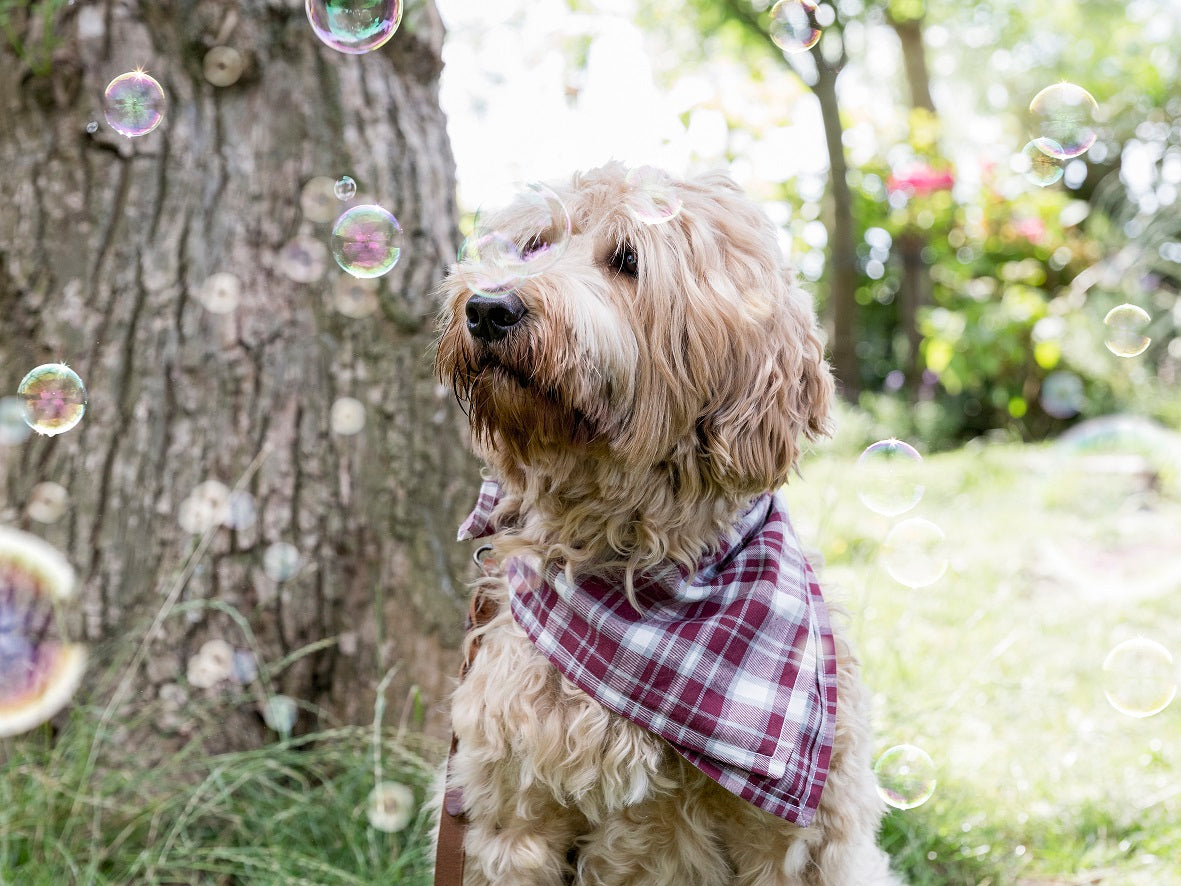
[697,278,833,495]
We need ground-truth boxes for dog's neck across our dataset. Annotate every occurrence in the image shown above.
[483,447,752,575]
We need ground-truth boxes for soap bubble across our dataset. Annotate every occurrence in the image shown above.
[230,649,258,684]
[263,542,301,582]
[197,271,242,314]
[330,397,366,435]
[332,276,379,318]
[18,363,87,437]
[0,397,31,446]
[203,46,244,87]
[331,205,403,279]
[334,176,357,201]
[262,694,298,735]
[366,781,415,832]
[1102,638,1176,718]
[85,121,99,134]
[1017,140,1064,187]
[223,490,257,531]
[874,744,937,810]
[1029,83,1097,160]
[881,518,948,588]
[458,183,572,296]
[1039,371,1085,419]
[1103,304,1151,358]
[0,527,86,738]
[103,70,166,138]
[769,0,821,53]
[624,167,683,225]
[854,439,924,517]
[305,0,403,55]
[26,482,69,524]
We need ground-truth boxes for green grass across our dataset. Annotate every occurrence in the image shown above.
[0,716,440,885]
[4,418,1179,884]
[783,421,1181,885]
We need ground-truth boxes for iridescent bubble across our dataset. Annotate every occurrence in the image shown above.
[1103,304,1151,358]
[0,527,86,739]
[874,744,937,810]
[305,0,403,55]
[102,70,166,138]
[458,183,572,296]
[18,363,87,437]
[1029,83,1097,160]
[301,176,340,223]
[0,397,31,446]
[331,205,403,279]
[366,781,415,832]
[624,166,683,225]
[203,46,244,87]
[197,271,242,314]
[263,542,301,582]
[330,397,366,435]
[881,518,948,588]
[1018,140,1064,187]
[854,439,924,517]
[27,482,69,524]
[768,0,821,54]
[332,275,379,318]
[262,694,298,735]
[1039,371,1085,419]
[1102,638,1176,718]
[334,175,357,201]
[85,121,99,134]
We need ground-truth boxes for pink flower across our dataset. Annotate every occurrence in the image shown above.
[1013,217,1047,243]
[887,164,955,196]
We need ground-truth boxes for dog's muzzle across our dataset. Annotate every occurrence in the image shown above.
[465,292,526,343]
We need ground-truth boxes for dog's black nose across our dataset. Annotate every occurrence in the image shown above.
[465,292,527,342]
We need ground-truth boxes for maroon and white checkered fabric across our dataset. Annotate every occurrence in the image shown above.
[458,478,838,827]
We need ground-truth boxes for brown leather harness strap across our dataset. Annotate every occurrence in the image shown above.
[435,545,499,886]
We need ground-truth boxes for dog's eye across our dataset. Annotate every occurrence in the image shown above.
[521,234,549,258]
[610,243,639,277]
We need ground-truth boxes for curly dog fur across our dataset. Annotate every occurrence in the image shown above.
[433,164,902,885]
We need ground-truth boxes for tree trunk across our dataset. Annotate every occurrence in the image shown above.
[0,0,477,753]
[811,64,859,398]
[890,17,935,113]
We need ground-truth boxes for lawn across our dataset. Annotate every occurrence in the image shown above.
[2,414,1179,885]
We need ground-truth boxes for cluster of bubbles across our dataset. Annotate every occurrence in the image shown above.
[854,439,948,589]
[102,70,166,138]
[0,528,87,738]
[1016,83,1097,188]
[177,480,257,535]
[305,0,403,55]
[1101,637,1176,718]
[366,781,416,832]
[17,363,88,437]
[768,0,823,54]
[457,182,572,296]
[873,744,938,810]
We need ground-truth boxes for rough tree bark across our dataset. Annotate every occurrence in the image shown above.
[0,0,478,753]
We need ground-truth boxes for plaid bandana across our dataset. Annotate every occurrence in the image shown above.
[458,479,838,827]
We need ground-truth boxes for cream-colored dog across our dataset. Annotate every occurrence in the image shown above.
[434,164,902,886]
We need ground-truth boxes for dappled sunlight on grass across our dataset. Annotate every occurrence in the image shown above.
[784,428,1181,883]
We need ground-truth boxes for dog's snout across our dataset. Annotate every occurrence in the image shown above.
[465,292,527,342]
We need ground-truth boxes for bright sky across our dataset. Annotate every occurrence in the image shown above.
[435,0,828,213]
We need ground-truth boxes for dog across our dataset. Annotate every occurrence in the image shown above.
[433,164,902,885]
